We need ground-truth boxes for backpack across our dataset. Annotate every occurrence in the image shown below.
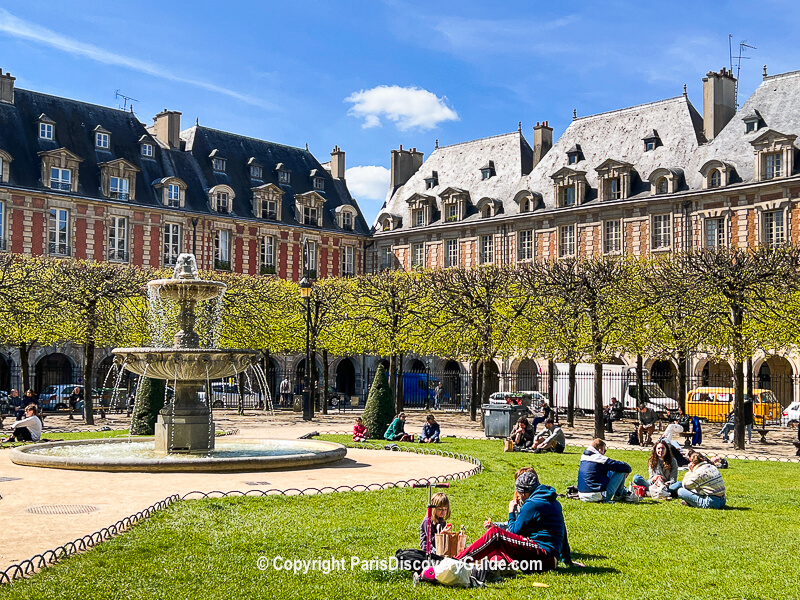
[395,548,441,573]
[628,431,639,445]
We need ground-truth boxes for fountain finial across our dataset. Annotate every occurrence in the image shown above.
[174,254,199,280]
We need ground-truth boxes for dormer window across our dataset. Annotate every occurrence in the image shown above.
[566,144,584,165]
[154,177,186,208]
[109,176,129,200]
[303,206,318,225]
[648,168,681,195]
[295,191,324,227]
[710,169,721,188]
[38,114,55,140]
[700,160,733,190]
[607,177,621,200]
[0,149,13,184]
[750,129,797,183]
[376,211,400,232]
[561,186,576,206]
[480,160,496,180]
[743,110,764,134]
[276,163,291,184]
[209,185,235,213]
[342,211,353,230]
[217,192,229,213]
[656,177,668,194]
[642,130,661,152]
[262,198,277,219]
[336,205,357,231]
[424,171,438,189]
[50,167,71,191]
[413,208,425,227]
[314,177,325,191]
[745,120,757,134]
[445,203,458,222]
[40,148,83,193]
[596,159,633,201]
[252,183,283,221]
[551,166,587,207]
[141,143,154,157]
[482,205,491,218]
[764,153,782,180]
[94,127,110,149]
[213,157,226,172]
[250,165,263,179]
[168,183,180,206]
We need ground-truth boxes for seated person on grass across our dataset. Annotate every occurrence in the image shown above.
[637,404,658,446]
[384,412,411,442]
[508,417,535,448]
[3,404,43,443]
[670,452,727,509]
[632,440,678,493]
[531,403,553,435]
[417,414,441,443]
[577,438,637,503]
[532,419,565,453]
[456,470,582,572]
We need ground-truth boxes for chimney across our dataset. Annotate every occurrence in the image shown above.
[330,146,345,179]
[703,68,736,141]
[390,145,424,189]
[533,121,553,167]
[152,109,182,149]
[0,69,15,104]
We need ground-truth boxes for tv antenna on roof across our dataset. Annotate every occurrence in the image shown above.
[115,89,139,112]
[729,35,756,110]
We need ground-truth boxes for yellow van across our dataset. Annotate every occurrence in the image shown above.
[685,387,782,423]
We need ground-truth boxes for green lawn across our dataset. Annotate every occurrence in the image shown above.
[1,436,798,600]
[0,429,131,448]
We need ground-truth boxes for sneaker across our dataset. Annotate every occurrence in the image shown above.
[623,491,640,503]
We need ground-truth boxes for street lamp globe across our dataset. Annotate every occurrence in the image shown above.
[299,277,312,298]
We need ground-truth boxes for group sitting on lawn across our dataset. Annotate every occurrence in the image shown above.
[374,413,442,443]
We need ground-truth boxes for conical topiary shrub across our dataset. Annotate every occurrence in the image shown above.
[130,377,166,436]
[362,364,396,439]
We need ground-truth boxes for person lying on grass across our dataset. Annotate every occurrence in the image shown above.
[456,470,584,572]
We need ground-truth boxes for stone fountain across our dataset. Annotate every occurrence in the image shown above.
[113,254,258,453]
[10,254,346,471]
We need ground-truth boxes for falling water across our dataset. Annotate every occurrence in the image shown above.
[252,364,274,414]
[205,364,213,453]
[147,287,168,347]
[208,296,224,348]
[128,362,149,441]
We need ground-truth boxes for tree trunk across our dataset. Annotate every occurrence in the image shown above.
[677,350,687,412]
[594,360,604,439]
[311,350,319,414]
[636,353,645,408]
[262,349,271,410]
[567,361,576,427]
[547,358,555,410]
[733,359,745,450]
[237,371,245,416]
[322,349,329,415]
[83,339,96,425]
[388,354,399,413]
[396,352,405,413]
[470,360,479,422]
[18,342,31,393]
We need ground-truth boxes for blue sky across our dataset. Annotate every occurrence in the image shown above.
[2,0,799,224]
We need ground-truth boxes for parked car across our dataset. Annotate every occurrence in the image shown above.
[685,387,783,424]
[781,401,800,427]
[39,384,86,411]
[197,382,261,409]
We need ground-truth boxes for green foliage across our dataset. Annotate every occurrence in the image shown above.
[361,364,395,438]
[130,377,166,435]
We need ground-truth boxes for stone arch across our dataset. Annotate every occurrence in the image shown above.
[513,358,539,392]
[0,353,12,392]
[441,360,462,408]
[34,352,77,392]
[650,359,678,401]
[408,358,426,373]
[480,359,500,399]
[335,357,357,397]
[606,356,627,366]
[753,354,795,407]
[696,358,733,387]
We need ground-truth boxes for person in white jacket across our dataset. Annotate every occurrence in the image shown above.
[3,404,43,443]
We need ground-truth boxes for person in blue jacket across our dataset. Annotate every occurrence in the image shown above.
[456,471,583,572]
[577,438,638,503]
[417,414,441,443]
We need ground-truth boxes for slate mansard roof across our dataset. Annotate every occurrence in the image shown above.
[0,88,368,235]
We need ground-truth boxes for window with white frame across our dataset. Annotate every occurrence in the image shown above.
[109,176,129,200]
[445,203,458,222]
[260,235,276,274]
[480,235,494,264]
[216,192,229,213]
[303,205,319,226]
[141,143,154,158]
[48,208,69,255]
[342,245,355,277]
[604,220,621,254]
[413,208,425,227]
[250,165,263,179]
[411,243,425,268]
[606,177,622,200]
[261,198,277,219]
[212,157,227,172]
[709,169,722,188]
[763,210,786,247]
[303,240,317,275]
[656,177,668,195]
[445,239,459,267]
[380,246,394,270]
[560,185,576,207]
[109,217,128,261]
[313,177,325,191]
[163,223,181,266]
[705,217,726,248]
[278,170,291,184]
[559,225,576,257]
[95,132,110,149]
[518,230,533,260]
[215,230,231,269]
[342,210,353,230]
[167,183,181,207]
[39,123,53,140]
[50,167,71,191]
[651,214,671,250]
[764,152,782,180]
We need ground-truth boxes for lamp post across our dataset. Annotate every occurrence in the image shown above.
[299,275,313,421]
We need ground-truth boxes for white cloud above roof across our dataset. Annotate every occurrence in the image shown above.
[345,165,390,201]
[345,85,458,131]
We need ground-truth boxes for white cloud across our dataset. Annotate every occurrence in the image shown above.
[345,165,391,201]
[346,85,458,131]
[0,8,275,110]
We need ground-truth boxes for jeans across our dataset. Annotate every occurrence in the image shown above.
[531,416,545,434]
[632,474,650,489]
[677,487,726,509]
[604,471,628,500]
[745,423,752,443]
[719,422,734,441]
[668,481,683,498]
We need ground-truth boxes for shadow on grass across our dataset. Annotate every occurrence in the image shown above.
[721,505,750,511]
[571,553,608,560]
[558,565,618,575]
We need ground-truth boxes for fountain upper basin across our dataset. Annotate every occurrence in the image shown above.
[148,278,226,302]
[10,437,348,472]
[113,347,259,381]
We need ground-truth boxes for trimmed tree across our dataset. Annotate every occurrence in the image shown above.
[361,364,395,439]
[130,377,166,435]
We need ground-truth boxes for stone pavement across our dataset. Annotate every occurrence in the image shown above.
[1,408,796,573]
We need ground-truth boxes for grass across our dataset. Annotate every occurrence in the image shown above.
[1,436,799,599]
[0,429,131,448]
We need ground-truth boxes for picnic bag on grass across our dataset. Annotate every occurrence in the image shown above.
[434,530,466,558]
[433,558,471,587]
[503,439,514,452]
